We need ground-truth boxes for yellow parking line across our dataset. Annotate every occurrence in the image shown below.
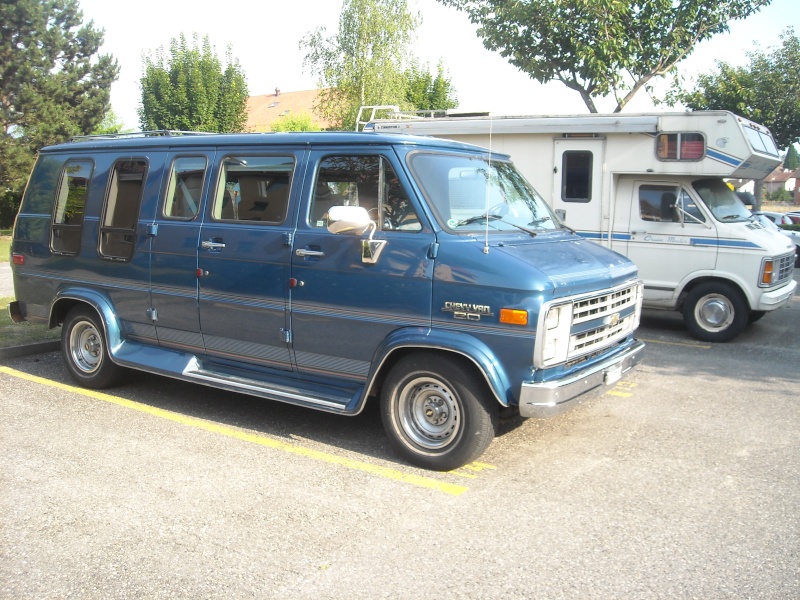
[0,366,468,497]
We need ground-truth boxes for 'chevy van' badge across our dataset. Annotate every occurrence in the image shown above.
[443,302,493,321]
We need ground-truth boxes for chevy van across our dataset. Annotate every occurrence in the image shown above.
[9,131,644,470]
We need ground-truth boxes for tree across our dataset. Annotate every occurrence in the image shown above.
[0,0,118,226]
[139,34,248,133]
[301,0,421,129]
[674,28,800,150]
[438,0,772,113]
[785,144,800,171]
[405,60,458,112]
[271,113,322,132]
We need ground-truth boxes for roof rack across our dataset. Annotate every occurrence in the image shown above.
[70,130,217,142]
[355,105,492,131]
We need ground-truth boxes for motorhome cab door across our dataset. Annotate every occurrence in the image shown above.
[615,177,718,306]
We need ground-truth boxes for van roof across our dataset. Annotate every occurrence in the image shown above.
[40,130,506,157]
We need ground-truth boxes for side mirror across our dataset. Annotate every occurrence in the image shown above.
[326,205,387,264]
[327,205,372,235]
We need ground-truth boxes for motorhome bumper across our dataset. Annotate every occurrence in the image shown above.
[755,279,797,310]
[518,341,645,418]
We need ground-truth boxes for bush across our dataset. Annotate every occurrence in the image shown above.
[0,190,21,229]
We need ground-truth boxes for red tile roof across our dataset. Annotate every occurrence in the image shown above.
[245,89,333,131]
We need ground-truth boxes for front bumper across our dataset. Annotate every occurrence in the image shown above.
[755,278,797,311]
[518,340,645,418]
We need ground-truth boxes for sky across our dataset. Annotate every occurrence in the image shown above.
[76,0,800,131]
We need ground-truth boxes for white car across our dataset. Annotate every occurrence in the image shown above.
[752,212,800,266]
[758,210,795,226]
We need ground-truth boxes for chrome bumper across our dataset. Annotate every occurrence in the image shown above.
[518,340,645,418]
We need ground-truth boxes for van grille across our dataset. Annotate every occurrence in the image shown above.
[569,284,640,359]
[772,253,795,286]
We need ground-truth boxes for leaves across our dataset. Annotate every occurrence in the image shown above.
[138,34,249,133]
[439,0,772,113]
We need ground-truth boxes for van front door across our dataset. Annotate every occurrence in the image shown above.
[625,180,717,306]
[289,150,434,384]
[197,153,300,370]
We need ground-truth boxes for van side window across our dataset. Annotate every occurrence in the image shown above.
[164,156,206,219]
[212,155,293,223]
[99,159,147,261]
[310,155,420,231]
[639,185,705,223]
[561,151,592,203]
[51,159,93,255]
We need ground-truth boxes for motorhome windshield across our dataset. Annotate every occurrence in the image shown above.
[692,178,752,223]
[409,152,558,234]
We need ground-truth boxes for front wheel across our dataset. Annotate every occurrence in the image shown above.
[682,282,748,343]
[61,306,124,389]
[380,353,498,471]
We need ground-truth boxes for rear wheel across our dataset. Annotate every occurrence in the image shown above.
[380,353,498,471]
[61,306,124,388]
[682,282,748,343]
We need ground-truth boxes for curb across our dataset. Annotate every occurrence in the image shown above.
[0,341,60,359]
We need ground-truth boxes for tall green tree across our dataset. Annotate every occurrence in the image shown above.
[139,34,248,133]
[0,0,118,226]
[300,0,421,129]
[438,0,771,113]
[673,28,800,150]
[785,145,800,171]
[405,60,458,112]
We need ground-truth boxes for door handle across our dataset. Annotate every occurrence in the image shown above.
[295,248,325,258]
[201,240,226,250]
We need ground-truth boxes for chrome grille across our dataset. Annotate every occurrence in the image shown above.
[569,283,640,360]
[573,285,638,324]
[775,253,794,285]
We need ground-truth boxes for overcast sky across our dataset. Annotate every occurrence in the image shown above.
[76,0,800,130]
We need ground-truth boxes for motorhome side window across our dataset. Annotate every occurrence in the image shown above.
[639,185,705,223]
[561,151,592,203]
[656,133,705,161]
[99,159,147,261]
[310,155,421,231]
[51,159,93,255]
[212,156,293,223]
[164,156,207,219]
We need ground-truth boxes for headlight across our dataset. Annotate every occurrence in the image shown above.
[540,303,573,367]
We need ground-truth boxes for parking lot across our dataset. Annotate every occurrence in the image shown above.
[2,277,798,599]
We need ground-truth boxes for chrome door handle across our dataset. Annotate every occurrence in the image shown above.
[201,240,226,250]
[295,248,325,257]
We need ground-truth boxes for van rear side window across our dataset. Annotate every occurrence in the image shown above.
[99,159,147,261]
[213,156,293,223]
[51,159,93,255]
[164,156,206,219]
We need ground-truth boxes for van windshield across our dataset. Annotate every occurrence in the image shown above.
[692,178,752,223]
[409,152,559,234]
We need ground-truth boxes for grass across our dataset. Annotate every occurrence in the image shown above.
[0,234,9,262]
[0,296,61,348]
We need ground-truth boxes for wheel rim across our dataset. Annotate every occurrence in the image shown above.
[69,320,103,374]
[396,376,462,451]
[694,293,735,332]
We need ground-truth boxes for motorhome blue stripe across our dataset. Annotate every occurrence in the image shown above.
[706,148,741,167]
[691,238,761,249]
[577,231,631,241]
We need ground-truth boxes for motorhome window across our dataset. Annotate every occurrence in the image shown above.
[212,156,294,223]
[561,151,592,203]
[656,133,705,161]
[310,155,421,231]
[693,178,751,222]
[50,159,93,255]
[639,185,705,223]
[99,159,147,261]
[164,156,207,219]
[743,126,779,156]
[408,152,557,233]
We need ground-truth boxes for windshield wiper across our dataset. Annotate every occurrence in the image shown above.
[456,214,537,237]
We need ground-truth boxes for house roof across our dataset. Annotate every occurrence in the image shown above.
[765,165,799,184]
[245,88,333,131]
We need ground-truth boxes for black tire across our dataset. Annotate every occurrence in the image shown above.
[682,282,748,343]
[61,306,124,389]
[748,310,767,324]
[380,352,498,471]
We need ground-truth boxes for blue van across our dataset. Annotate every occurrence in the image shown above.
[9,131,644,470]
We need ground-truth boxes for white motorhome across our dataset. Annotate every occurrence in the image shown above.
[363,108,797,342]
